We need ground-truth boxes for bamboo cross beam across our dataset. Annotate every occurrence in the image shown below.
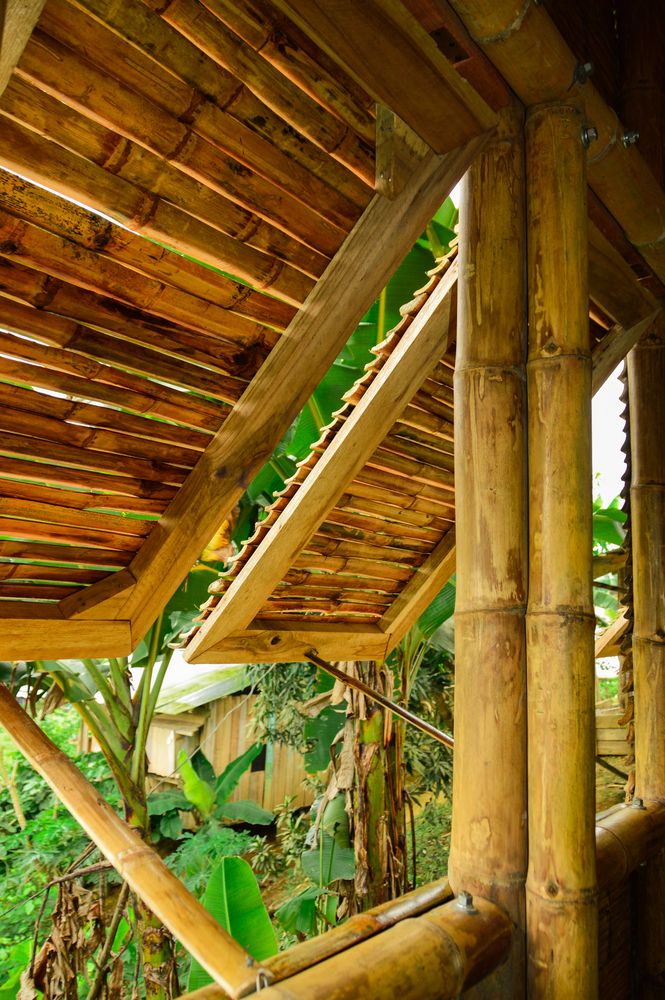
[0,685,269,998]
[447,0,665,285]
[304,651,454,749]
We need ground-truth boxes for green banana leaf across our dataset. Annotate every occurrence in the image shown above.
[178,751,215,818]
[215,743,264,805]
[187,857,277,990]
[219,800,274,825]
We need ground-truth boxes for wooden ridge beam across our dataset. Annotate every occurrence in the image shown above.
[184,259,458,662]
[60,130,490,639]
[272,0,496,153]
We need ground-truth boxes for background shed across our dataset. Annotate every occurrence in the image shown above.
[83,660,314,812]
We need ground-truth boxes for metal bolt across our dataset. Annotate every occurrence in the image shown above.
[581,125,599,149]
[457,890,477,913]
[622,129,640,148]
[574,61,594,84]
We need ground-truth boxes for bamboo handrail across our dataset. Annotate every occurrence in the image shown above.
[183,894,510,1000]
[304,652,454,749]
[0,685,268,998]
[596,801,665,892]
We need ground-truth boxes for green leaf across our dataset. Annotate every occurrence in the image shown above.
[159,812,183,840]
[417,579,456,640]
[187,857,278,990]
[301,832,355,884]
[147,790,190,816]
[178,751,215,818]
[319,794,350,848]
[214,743,263,805]
[275,887,328,937]
[592,514,625,547]
[0,939,31,999]
[303,705,345,773]
[219,800,274,825]
[191,749,216,786]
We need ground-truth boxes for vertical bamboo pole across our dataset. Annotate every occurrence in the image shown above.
[621,5,665,990]
[449,105,528,997]
[525,103,597,996]
[628,319,665,994]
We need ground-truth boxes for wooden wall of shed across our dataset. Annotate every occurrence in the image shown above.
[200,694,312,812]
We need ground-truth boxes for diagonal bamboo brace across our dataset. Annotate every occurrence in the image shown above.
[0,684,269,998]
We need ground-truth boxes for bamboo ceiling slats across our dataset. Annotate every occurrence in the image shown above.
[209,0,376,140]
[138,0,375,185]
[43,0,370,213]
[17,32,349,260]
[0,172,295,333]
[0,108,317,305]
[184,252,460,662]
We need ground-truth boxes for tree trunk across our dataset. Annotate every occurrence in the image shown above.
[343,661,407,913]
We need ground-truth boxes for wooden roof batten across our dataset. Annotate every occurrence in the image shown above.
[0,0,499,659]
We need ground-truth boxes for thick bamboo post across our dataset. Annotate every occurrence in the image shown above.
[0,685,266,998]
[525,104,597,996]
[628,321,665,993]
[449,106,528,996]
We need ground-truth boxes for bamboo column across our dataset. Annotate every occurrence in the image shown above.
[449,105,528,996]
[628,320,665,993]
[525,104,597,996]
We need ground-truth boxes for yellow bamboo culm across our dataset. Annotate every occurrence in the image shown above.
[449,105,528,997]
[628,316,665,994]
[525,102,597,996]
[0,685,265,998]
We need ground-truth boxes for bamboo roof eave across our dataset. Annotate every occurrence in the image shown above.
[185,255,460,663]
[1,0,663,661]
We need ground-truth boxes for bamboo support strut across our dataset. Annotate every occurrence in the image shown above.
[0,685,267,998]
[305,651,454,749]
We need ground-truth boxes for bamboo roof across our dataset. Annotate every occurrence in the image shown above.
[0,0,663,660]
